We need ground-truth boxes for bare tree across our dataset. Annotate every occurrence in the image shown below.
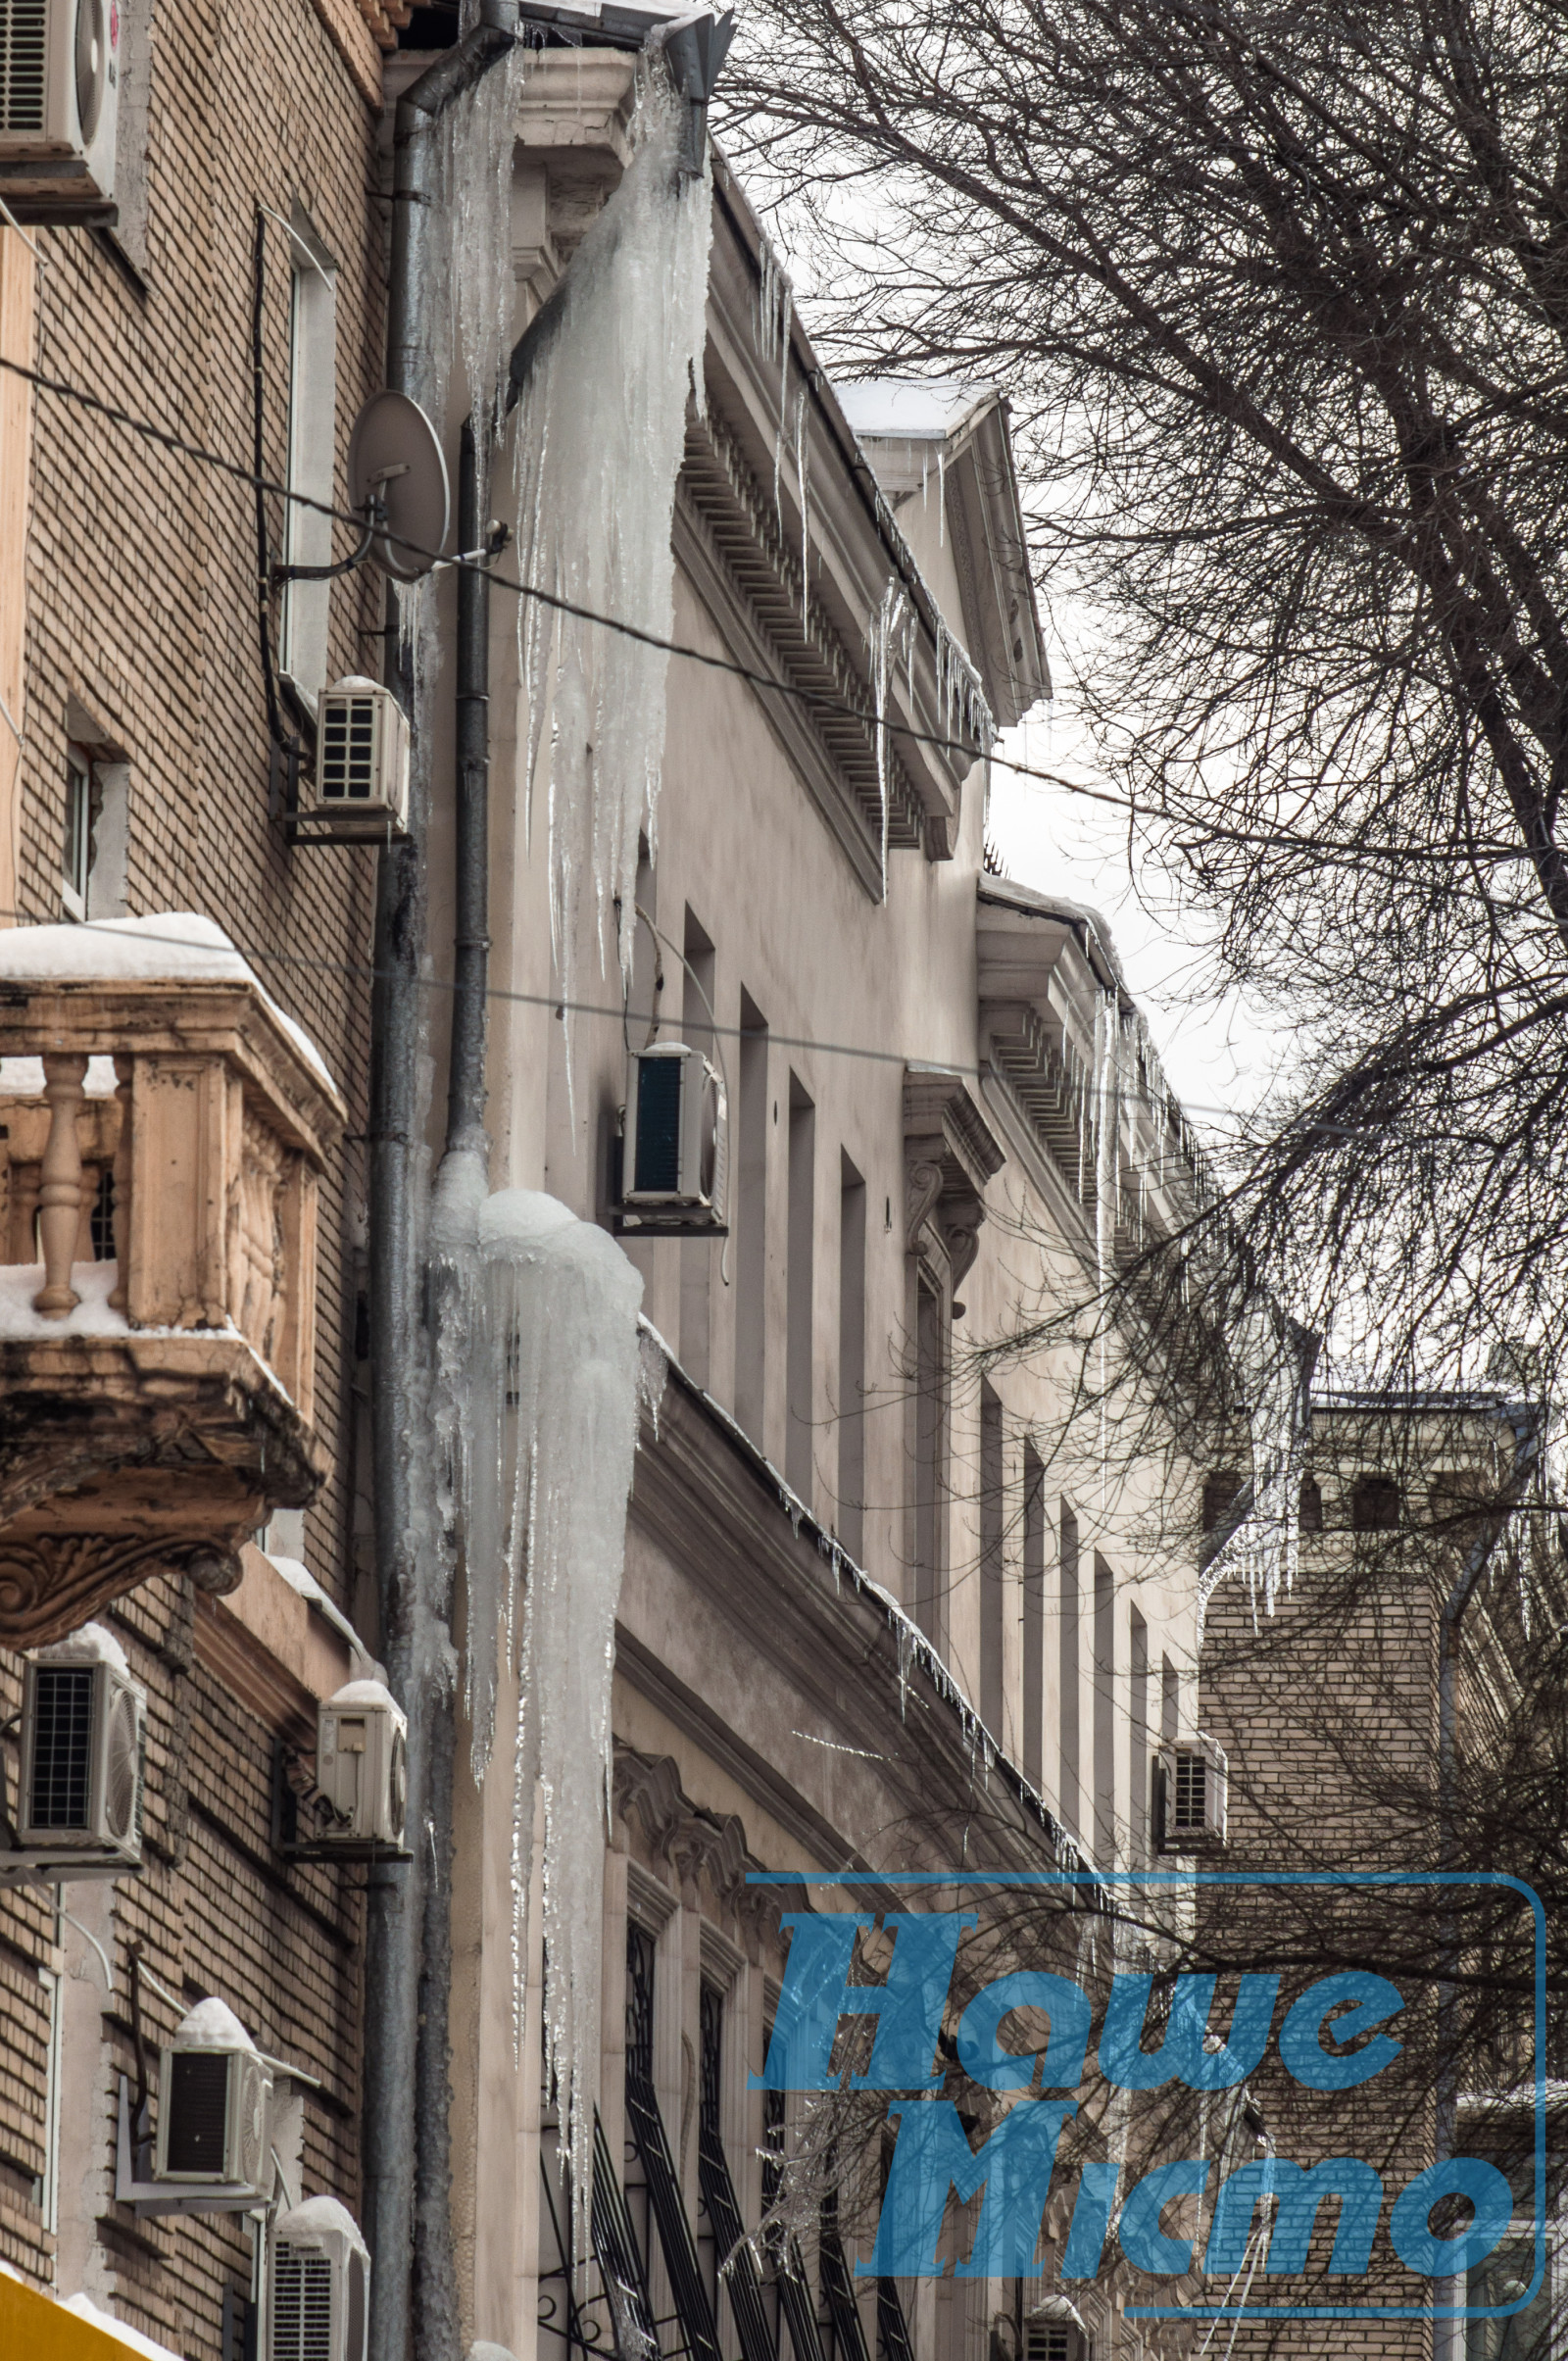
[720,9,1568,2337]
[722,0,1568,1398]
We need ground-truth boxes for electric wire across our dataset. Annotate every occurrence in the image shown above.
[0,349,1543,879]
[0,907,1260,1124]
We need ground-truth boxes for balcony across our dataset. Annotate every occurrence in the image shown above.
[0,916,345,1648]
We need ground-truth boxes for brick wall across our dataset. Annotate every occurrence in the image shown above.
[0,0,386,2341]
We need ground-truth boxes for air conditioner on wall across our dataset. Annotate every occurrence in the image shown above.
[0,0,119,222]
[154,1999,273,2196]
[7,1623,145,1873]
[1155,1733,1228,1851]
[312,678,411,839]
[311,1679,408,1849]
[615,1041,728,1235]
[269,2197,369,2361]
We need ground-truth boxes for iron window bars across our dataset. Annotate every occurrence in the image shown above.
[625,1925,724,2361]
[760,2081,826,2361]
[536,2109,662,2361]
[697,1983,778,2361]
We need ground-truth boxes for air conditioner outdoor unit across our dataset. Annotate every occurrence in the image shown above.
[10,1623,144,1871]
[154,1998,272,2195]
[1156,1733,1228,1851]
[313,678,410,838]
[616,1041,727,1234]
[313,1679,407,1848]
[0,0,119,222]
[269,2196,369,2361]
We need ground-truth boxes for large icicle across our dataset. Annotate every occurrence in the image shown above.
[436,1182,645,2223]
[867,579,912,899]
[510,72,713,1060]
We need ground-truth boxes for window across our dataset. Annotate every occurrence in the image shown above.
[63,749,91,919]
[786,1075,815,1501]
[734,989,768,1441]
[980,1384,1004,1739]
[1351,1474,1401,1532]
[1298,1473,1323,1531]
[1021,1445,1045,1792]
[837,1155,866,1562]
[1057,1503,1081,1840]
[913,1272,947,1650]
[1129,1608,1149,1863]
[1093,1553,1115,1864]
[278,216,339,714]
[1202,1471,1243,1534]
[679,910,717,1388]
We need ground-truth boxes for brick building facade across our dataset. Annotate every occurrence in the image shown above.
[0,0,396,2351]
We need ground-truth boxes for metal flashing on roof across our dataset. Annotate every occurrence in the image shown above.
[514,0,703,41]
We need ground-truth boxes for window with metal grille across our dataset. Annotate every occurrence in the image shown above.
[1172,1749,1206,1832]
[622,1922,721,2361]
[28,1666,94,1828]
[164,2050,230,2176]
[272,2245,334,2361]
[626,1923,656,2084]
[819,2198,870,2361]
[319,696,377,801]
[0,0,47,132]
[696,1984,774,2361]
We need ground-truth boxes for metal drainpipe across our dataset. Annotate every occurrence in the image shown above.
[446,417,491,1154]
[365,13,518,2361]
[413,416,494,2361]
[395,30,731,2357]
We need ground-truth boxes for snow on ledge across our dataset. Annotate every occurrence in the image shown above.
[0,913,337,1096]
[58,2292,186,2361]
[836,375,998,442]
[0,1257,261,1353]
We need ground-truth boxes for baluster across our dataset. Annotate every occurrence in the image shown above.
[108,1056,132,1311]
[33,1053,87,1317]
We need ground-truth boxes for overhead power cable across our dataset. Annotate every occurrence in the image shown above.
[0,907,1273,1125]
[0,350,1544,880]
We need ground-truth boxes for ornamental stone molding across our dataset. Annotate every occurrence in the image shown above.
[903,1064,1005,1291]
[0,955,343,1648]
[612,1743,778,1953]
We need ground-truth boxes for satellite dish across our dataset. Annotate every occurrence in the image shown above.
[347,390,450,582]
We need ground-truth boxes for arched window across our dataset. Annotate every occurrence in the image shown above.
[1298,1474,1323,1532]
[1351,1474,1401,1532]
[1202,1472,1243,1534]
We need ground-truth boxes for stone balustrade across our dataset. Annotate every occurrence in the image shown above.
[0,921,346,1648]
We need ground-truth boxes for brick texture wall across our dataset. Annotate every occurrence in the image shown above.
[0,0,387,2343]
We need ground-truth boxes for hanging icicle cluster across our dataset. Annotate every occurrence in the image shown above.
[867,579,913,898]
[510,71,714,1055]
[433,1157,645,2222]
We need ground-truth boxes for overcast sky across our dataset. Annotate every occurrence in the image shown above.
[987,700,1287,1147]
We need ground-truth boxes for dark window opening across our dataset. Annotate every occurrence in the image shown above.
[1352,1474,1401,1532]
[1201,1472,1243,1533]
[1298,1473,1323,1531]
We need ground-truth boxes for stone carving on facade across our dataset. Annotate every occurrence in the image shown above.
[0,971,343,1648]
[612,1745,774,1943]
[903,1065,1005,1291]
